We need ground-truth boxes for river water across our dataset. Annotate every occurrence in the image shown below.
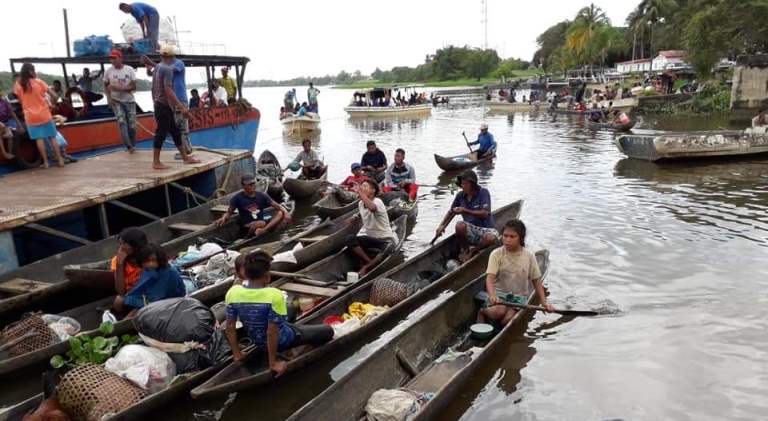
[159,87,768,421]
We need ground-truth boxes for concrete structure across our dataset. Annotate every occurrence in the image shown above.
[730,54,768,112]
[616,58,652,74]
[652,50,689,71]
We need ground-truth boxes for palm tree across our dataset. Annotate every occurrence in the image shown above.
[565,3,610,65]
[632,0,676,57]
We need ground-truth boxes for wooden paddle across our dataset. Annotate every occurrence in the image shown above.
[462,131,474,153]
[475,291,599,316]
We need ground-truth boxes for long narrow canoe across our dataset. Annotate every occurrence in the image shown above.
[312,192,359,220]
[190,213,414,399]
[286,249,548,421]
[615,130,768,162]
[191,201,522,399]
[0,182,268,325]
[283,168,328,199]
[0,300,237,421]
[255,150,284,200]
[434,147,496,172]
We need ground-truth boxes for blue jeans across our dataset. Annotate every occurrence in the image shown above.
[112,100,137,149]
[147,13,160,51]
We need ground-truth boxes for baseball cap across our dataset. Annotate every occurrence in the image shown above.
[480,122,489,130]
[351,163,361,171]
[241,174,256,185]
[109,49,122,59]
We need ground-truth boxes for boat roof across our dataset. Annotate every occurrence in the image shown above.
[10,54,249,69]
[354,84,425,92]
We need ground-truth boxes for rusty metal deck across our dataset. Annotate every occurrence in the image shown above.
[0,149,251,231]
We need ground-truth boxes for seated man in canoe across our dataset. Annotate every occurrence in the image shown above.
[216,174,291,237]
[435,170,498,261]
[468,123,496,159]
[225,250,334,376]
[382,148,418,201]
[360,140,388,183]
[346,179,398,276]
[113,243,186,316]
[290,139,325,179]
[612,109,631,126]
[478,220,553,326]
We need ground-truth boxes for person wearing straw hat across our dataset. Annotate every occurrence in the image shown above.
[147,45,199,170]
[468,122,496,159]
[435,169,499,261]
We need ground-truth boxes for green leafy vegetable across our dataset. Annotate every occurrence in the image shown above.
[49,322,139,371]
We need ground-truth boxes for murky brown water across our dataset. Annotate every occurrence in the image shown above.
[116,88,768,420]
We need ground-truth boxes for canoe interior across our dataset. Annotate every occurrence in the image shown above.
[256,150,284,199]
[287,249,547,421]
[190,214,409,398]
[191,201,520,399]
[312,192,360,220]
[283,169,328,199]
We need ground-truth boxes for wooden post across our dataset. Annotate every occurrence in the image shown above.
[98,203,110,238]
[63,9,71,58]
[164,184,172,216]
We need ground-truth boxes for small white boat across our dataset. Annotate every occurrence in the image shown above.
[615,128,768,161]
[282,113,321,135]
[345,85,432,118]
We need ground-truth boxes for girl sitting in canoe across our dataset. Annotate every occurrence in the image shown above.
[111,227,148,299]
[113,243,185,316]
[477,220,554,326]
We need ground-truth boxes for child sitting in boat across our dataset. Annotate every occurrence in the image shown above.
[114,243,185,316]
[613,109,631,126]
[111,227,148,300]
[477,220,553,326]
[224,250,334,376]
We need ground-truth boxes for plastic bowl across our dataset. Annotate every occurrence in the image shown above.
[470,323,494,340]
[323,315,344,326]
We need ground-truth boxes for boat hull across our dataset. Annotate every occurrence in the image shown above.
[281,114,321,135]
[344,105,432,118]
[434,147,496,172]
[615,130,768,162]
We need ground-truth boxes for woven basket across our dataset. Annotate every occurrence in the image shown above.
[370,278,409,307]
[58,364,147,421]
[0,314,59,356]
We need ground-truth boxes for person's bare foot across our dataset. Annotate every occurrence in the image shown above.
[183,157,201,164]
[56,160,65,167]
[359,263,372,277]
[458,248,472,263]
[128,147,136,154]
[153,163,170,170]
[40,162,49,169]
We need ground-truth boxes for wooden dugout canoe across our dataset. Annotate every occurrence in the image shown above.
[0,181,271,325]
[434,147,496,172]
[286,249,548,421]
[311,193,360,220]
[283,168,328,199]
[255,149,284,200]
[190,213,412,399]
[190,200,521,399]
[586,119,636,131]
[615,130,768,162]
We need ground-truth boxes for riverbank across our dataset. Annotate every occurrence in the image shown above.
[638,81,731,115]
[333,70,541,90]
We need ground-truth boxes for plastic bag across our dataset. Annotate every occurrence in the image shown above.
[331,317,360,338]
[105,344,176,393]
[41,314,81,341]
[120,17,178,45]
[365,389,421,421]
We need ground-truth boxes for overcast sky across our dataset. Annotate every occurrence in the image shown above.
[0,0,637,82]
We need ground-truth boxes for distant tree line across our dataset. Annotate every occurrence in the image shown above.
[533,0,768,75]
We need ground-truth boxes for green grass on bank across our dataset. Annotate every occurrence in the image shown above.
[333,69,541,89]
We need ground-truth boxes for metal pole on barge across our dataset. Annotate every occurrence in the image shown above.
[63,8,71,58]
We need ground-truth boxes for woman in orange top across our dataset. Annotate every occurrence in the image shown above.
[12,63,65,168]
[111,227,148,297]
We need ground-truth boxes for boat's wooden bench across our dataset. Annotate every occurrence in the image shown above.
[280,282,338,297]
[169,223,209,233]
[0,278,52,295]
[298,235,329,244]
[210,205,233,214]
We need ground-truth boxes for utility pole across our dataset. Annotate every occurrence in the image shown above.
[63,8,71,57]
[481,0,488,50]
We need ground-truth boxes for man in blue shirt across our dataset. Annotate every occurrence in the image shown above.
[469,122,497,159]
[143,53,191,155]
[225,250,333,376]
[216,174,291,237]
[435,170,499,261]
[119,2,160,52]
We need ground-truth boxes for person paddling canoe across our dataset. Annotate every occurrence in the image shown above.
[468,123,496,159]
[477,219,554,326]
[435,170,499,261]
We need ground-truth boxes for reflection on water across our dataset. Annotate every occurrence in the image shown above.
[153,87,768,421]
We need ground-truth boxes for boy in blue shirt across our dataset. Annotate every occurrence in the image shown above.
[225,250,333,377]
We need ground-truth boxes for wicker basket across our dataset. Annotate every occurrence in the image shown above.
[370,278,409,307]
[58,364,147,421]
[0,314,59,356]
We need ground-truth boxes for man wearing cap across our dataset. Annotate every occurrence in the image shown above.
[119,2,160,52]
[105,49,137,153]
[340,163,369,191]
[469,123,497,159]
[146,45,199,169]
[436,170,498,261]
[216,174,291,237]
[219,68,237,104]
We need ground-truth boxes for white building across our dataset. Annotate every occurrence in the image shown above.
[652,50,689,71]
[616,58,652,74]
